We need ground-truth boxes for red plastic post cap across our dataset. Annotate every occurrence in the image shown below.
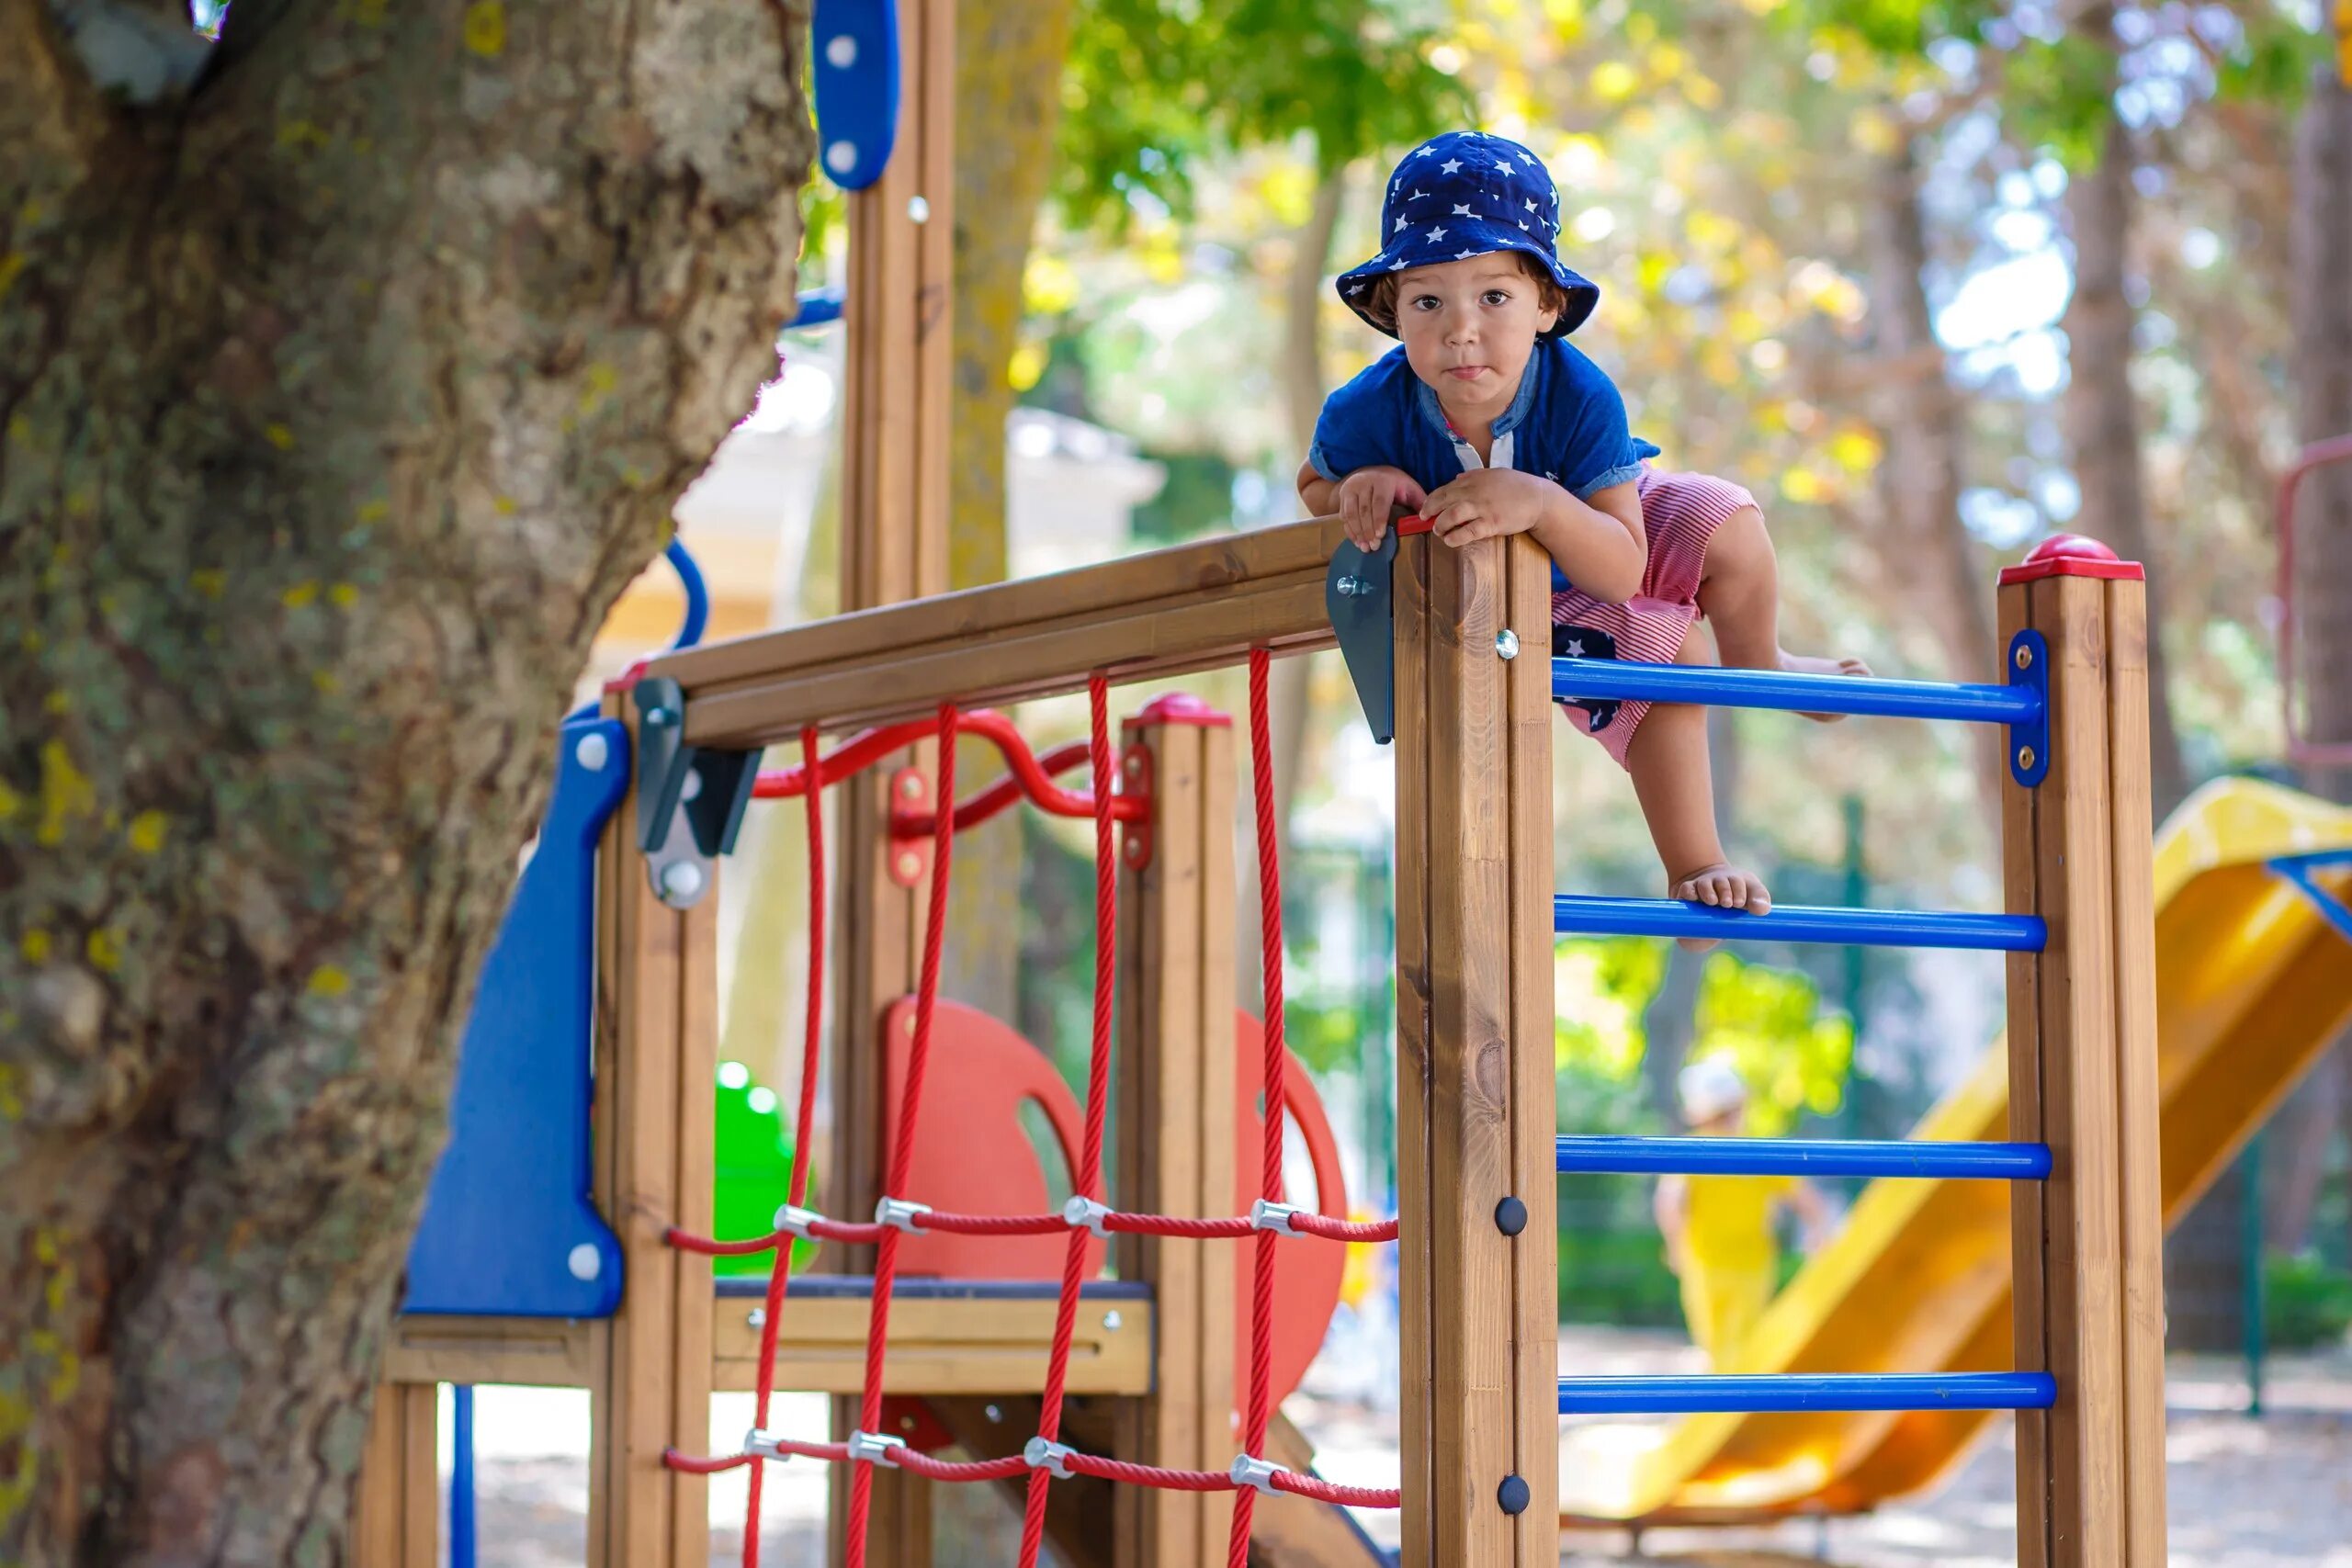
[1130,693,1233,729]
[1996,533,2145,585]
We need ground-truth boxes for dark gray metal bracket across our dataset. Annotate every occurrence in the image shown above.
[1327,530,1403,745]
[633,676,762,908]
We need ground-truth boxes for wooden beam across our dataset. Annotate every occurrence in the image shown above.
[587,716,717,1568]
[351,1382,437,1568]
[383,1316,594,1388]
[2002,565,2165,1568]
[647,519,1346,746]
[1391,535,1557,1568]
[830,3,955,1558]
[1112,701,1239,1565]
[709,1281,1154,1395]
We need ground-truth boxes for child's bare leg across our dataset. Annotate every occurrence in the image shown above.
[1623,637,1771,951]
[1695,503,1869,719]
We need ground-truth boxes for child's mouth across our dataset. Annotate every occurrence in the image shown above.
[1445,366,1487,381]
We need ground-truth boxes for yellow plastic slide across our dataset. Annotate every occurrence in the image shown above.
[1560,776,2352,1526]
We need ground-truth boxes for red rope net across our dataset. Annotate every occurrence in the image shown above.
[662,668,1403,1559]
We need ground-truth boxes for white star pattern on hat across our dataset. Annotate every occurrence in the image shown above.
[1440,158,1463,175]
[1413,145,1435,157]
[1426,225,1447,241]
[1525,197,1538,211]
[1455,249,1476,260]
[1451,203,1473,217]
[1495,159,1515,173]
[1347,282,1364,295]
[1517,221,1529,231]
[1395,215,1410,232]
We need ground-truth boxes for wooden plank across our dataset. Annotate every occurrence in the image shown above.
[927,1395,1121,1562]
[1997,579,2050,1568]
[590,769,691,1568]
[586,692,628,1566]
[1251,1415,1389,1567]
[1395,534,1530,1565]
[1391,532,1436,1565]
[830,5,954,1556]
[2102,576,2168,1564]
[709,1286,1155,1395]
[680,570,1335,748]
[654,516,1343,696]
[352,1382,437,1568]
[1502,538,1559,1552]
[670,887,719,1568]
[1113,707,1239,1565]
[383,1316,594,1388]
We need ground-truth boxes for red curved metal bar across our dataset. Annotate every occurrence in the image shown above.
[749,711,1143,835]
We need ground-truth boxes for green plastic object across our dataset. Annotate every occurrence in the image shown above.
[713,1061,818,1278]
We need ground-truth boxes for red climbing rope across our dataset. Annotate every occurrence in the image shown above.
[1228,645,1289,1568]
[843,703,960,1568]
[1013,675,1119,1566]
[657,682,1408,1552]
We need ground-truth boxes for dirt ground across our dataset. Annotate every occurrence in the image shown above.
[452,1329,2352,1565]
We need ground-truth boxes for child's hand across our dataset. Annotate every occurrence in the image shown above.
[1334,466,1427,551]
[1422,468,1558,547]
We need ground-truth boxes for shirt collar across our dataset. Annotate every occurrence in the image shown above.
[1411,340,1545,444]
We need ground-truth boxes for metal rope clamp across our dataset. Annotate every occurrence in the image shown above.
[1023,1437,1077,1479]
[1063,1195,1114,1238]
[1231,1454,1289,1495]
[1250,1199,1304,1235]
[874,1197,932,1233]
[846,1430,901,1469]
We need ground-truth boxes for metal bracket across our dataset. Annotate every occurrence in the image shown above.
[1327,529,1402,745]
[2268,850,2352,946]
[634,676,762,908]
[2007,630,2050,788]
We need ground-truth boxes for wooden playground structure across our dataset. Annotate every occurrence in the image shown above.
[353,3,2171,1563]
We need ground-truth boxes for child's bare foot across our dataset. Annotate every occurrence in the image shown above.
[1780,650,1872,722]
[1667,863,1773,952]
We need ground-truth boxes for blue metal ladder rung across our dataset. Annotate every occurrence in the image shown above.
[1555,1135,2051,1180]
[1553,896,2045,952]
[1556,1372,2055,1416]
[1549,657,2041,726]
[2268,850,2352,946]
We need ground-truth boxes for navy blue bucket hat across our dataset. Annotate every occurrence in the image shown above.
[1337,130,1599,340]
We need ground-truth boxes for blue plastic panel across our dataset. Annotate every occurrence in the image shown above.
[1556,1371,2056,1416]
[1551,658,2042,726]
[811,0,899,190]
[1552,897,2045,952]
[1555,1135,2052,1180]
[403,716,628,1317]
[790,290,845,329]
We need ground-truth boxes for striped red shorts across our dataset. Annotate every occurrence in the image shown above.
[1552,468,1757,769]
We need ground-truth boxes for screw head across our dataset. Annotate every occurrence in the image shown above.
[825,140,858,175]
[643,705,675,728]
[1494,1195,1529,1235]
[1497,1473,1532,1516]
[825,32,857,67]
[900,773,923,798]
[658,860,707,904]
[908,195,931,224]
[748,1308,767,1328]
[985,1404,1002,1423]
[574,732,611,772]
[896,852,921,878]
[2014,643,2034,671]
[680,770,704,803]
[1102,1310,1123,1331]
[1495,628,1521,661]
[568,1243,603,1280]
[2017,745,2038,772]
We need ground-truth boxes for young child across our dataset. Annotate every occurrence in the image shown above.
[1654,1057,1831,1369]
[1298,130,1865,924]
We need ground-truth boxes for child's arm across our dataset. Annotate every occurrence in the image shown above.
[1654,1175,1690,1274]
[1421,469,1645,604]
[1297,459,1429,550]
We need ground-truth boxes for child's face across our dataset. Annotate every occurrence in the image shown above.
[1393,253,1559,422]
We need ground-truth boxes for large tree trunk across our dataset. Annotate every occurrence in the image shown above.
[2062,105,2193,821]
[940,0,1075,1022]
[0,2,810,1561]
[1864,141,2002,832]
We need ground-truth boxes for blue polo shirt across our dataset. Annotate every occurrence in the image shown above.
[1308,338,1657,592]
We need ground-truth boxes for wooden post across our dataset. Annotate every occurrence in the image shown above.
[1999,542,2166,1568]
[351,1383,437,1568]
[1112,695,1239,1565]
[828,0,954,1558]
[588,707,720,1568]
[1391,534,1558,1567]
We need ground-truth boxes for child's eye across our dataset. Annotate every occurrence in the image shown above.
[1482,289,1512,306]
[1410,294,1442,311]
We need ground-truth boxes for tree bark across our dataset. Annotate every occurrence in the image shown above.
[2062,102,2194,821]
[1864,141,2003,832]
[940,0,1077,1022]
[0,2,811,1561]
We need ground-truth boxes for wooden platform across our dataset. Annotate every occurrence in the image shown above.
[384,1278,1154,1397]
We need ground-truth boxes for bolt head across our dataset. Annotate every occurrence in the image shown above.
[985,1404,1002,1423]
[896,852,921,877]
[568,1243,602,1280]
[748,1308,767,1328]
[643,705,675,728]
[825,140,857,175]
[2017,745,2038,772]
[825,32,857,67]
[899,774,923,799]
[2015,643,2034,671]
[574,732,611,772]
[659,860,707,903]
[1496,628,1521,660]
[1102,1310,1123,1331]
[680,770,704,803]
[908,195,931,224]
